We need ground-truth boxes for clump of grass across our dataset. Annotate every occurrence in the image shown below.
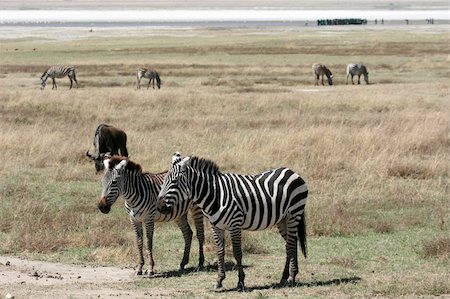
[387,164,440,180]
[419,237,450,259]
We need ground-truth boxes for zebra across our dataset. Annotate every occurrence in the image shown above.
[137,68,161,90]
[312,63,333,86]
[346,63,369,85]
[158,153,308,291]
[40,65,78,90]
[98,155,205,276]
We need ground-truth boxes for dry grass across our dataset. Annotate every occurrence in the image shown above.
[0,25,449,297]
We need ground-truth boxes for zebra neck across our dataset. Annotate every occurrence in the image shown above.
[122,171,156,206]
[190,170,220,216]
[41,72,49,82]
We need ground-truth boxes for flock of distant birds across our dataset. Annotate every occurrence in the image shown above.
[39,63,369,90]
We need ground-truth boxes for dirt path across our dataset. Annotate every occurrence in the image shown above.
[0,255,170,298]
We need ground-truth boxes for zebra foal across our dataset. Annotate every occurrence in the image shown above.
[40,65,78,90]
[158,153,309,291]
[346,63,369,85]
[137,68,161,90]
[312,63,333,86]
[98,155,205,276]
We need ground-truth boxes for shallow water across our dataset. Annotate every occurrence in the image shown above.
[1,9,448,24]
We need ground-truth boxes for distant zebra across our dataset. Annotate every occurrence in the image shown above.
[346,63,369,85]
[158,153,308,291]
[137,68,161,90]
[98,155,205,276]
[312,63,333,85]
[40,65,78,90]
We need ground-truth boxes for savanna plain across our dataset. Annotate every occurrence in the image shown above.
[0,24,449,298]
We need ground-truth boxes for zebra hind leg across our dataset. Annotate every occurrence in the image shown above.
[277,218,290,286]
[230,228,245,292]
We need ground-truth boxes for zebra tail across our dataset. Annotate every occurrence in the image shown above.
[298,213,307,258]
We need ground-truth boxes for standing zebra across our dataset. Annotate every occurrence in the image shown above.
[40,65,78,90]
[137,68,161,90]
[346,63,369,85]
[158,153,308,291]
[98,155,205,276]
[312,63,334,86]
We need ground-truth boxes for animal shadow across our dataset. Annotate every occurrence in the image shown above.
[146,261,245,279]
[216,276,362,293]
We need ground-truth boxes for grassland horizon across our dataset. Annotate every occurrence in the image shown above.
[0,24,449,298]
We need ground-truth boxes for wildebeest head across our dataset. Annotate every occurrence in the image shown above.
[86,151,110,173]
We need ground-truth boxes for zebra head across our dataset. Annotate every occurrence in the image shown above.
[363,72,369,84]
[40,77,46,90]
[327,74,334,86]
[158,153,192,208]
[98,157,128,214]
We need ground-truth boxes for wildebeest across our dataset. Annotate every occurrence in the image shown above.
[86,124,128,172]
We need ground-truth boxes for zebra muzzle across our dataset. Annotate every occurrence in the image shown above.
[98,197,111,214]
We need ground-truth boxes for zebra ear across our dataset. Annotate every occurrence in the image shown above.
[115,159,128,170]
[172,152,182,164]
[180,156,191,171]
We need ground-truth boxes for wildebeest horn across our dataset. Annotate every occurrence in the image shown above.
[86,150,99,160]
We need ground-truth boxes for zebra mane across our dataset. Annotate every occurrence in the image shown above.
[109,155,142,173]
[189,156,220,174]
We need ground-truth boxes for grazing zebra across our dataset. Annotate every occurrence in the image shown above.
[98,155,205,276]
[40,65,78,90]
[346,63,369,85]
[312,63,333,86]
[158,153,308,291]
[137,68,161,90]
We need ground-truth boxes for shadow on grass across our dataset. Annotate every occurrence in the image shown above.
[143,261,247,279]
[216,276,362,293]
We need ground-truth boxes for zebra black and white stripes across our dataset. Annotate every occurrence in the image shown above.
[99,155,205,276]
[137,68,161,90]
[40,65,78,90]
[346,63,369,85]
[158,153,308,291]
[312,63,333,86]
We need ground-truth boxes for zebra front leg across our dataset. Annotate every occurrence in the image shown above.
[131,219,145,275]
[175,213,193,272]
[69,78,73,89]
[357,74,361,84]
[192,204,205,271]
[315,75,319,86]
[147,78,151,90]
[321,75,325,86]
[230,228,245,292]
[144,219,156,276]
[211,226,226,290]
[52,78,57,90]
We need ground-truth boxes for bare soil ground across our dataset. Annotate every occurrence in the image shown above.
[0,256,169,298]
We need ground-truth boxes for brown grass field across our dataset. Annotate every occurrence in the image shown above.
[0,23,449,298]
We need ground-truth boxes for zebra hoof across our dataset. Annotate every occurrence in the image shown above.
[278,278,288,287]
[213,283,223,291]
[147,271,156,278]
[236,281,245,292]
[194,265,204,272]
[135,270,143,276]
[287,277,296,287]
